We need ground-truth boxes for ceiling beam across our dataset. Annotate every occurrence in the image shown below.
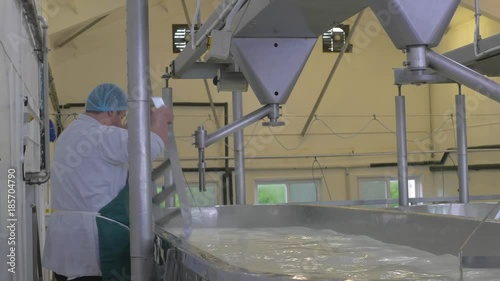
[54,14,109,48]
[42,0,125,36]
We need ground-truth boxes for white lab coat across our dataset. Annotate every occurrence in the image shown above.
[42,114,164,278]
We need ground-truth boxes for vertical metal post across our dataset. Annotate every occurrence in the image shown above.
[456,88,469,203]
[223,103,231,204]
[163,87,175,207]
[39,17,50,175]
[232,83,246,204]
[396,87,409,207]
[126,0,153,280]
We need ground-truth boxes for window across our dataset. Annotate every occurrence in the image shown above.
[322,24,352,53]
[358,177,421,204]
[256,180,320,204]
[172,24,190,53]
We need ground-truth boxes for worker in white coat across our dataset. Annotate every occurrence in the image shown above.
[42,83,173,281]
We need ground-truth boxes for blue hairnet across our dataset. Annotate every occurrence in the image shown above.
[85,83,128,112]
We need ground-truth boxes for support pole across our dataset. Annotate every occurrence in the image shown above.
[126,0,153,280]
[232,89,246,204]
[163,87,176,207]
[396,87,409,207]
[456,88,470,203]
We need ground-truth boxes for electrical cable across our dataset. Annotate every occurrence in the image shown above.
[315,116,374,140]
[312,157,333,201]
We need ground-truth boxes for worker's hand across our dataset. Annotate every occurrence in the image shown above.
[151,106,174,126]
[150,106,173,145]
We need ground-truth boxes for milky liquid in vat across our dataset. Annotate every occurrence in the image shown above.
[169,227,500,280]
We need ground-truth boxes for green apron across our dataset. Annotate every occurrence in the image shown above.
[96,182,131,281]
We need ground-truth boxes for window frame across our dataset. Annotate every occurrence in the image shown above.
[357,176,422,201]
[254,179,321,205]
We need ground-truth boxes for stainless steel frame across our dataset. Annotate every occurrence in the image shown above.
[395,94,408,207]
[456,93,469,204]
[232,89,246,205]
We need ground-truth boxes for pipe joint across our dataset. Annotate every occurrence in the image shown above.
[263,104,284,127]
[405,45,428,74]
[194,126,208,149]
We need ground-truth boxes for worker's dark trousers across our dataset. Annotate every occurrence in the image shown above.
[54,272,102,281]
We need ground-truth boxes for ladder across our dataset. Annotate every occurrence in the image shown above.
[151,87,192,239]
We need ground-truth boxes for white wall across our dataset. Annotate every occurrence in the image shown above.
[0,1,45,281]
[47,3,500,206]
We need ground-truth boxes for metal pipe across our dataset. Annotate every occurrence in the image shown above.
[224,0,247,32]
[170,147,500,162]
[301,10,365,136]
[233,90,246,204]
[20,12,51,184]
[430,163,500,172]
[406,45,427,75]
[428,80,435,158]
[205,104,273,147]
[162,88,176,207]
[427,49,500,103]
[224,103,231,204]
[194,0,241,48]
[18,0,43,61]
[396,93,409,207]
[170,0,231,78]
[48,66,64,133]
[456,93,469,203]
[473,0,500,58]
[179,163,500,173]
[39,16,50,178]
[126,0,153,279]
[193,104,274,203]
[198,148,206,191]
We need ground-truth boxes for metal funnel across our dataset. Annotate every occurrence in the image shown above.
[369,0,460,49]
[229,0,367,105]
[231,37,316,105]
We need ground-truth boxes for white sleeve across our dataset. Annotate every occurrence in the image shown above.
[100,127,128,165]
[100,127,165,164]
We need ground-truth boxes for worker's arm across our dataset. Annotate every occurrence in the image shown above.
[100,107,172,164]
[150,106,174,146]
